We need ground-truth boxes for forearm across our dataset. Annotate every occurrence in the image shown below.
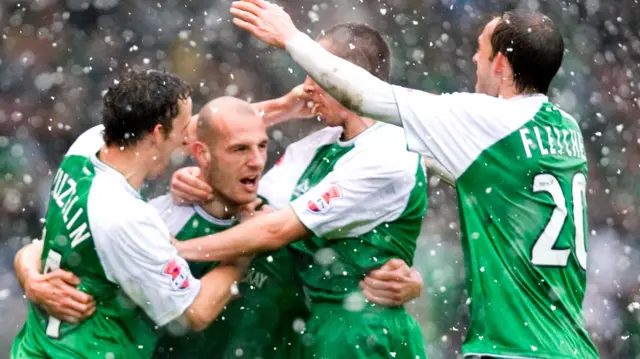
[14,241,44,291]
[177,208,302,262]
[285,33,402,126]
[185,262,245,331]
[253,97,293,127]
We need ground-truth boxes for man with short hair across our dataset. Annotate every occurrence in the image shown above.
[15,93,424,359]
[10,71,250,359]
[172,22,428,359]
[230,2,599,358]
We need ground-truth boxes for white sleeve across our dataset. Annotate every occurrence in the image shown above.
[66,125,105,158]
[289,149,422,239]
[258,152,306,210]
[92,204,201,327]
[391,89,531,178]
[285,33,402,126]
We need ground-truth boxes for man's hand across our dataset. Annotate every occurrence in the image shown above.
[230,0,301,48]
[360,259,423,307]
[240,198,274,223]
[25,270,96,323]
[281,84,315,120]
[171,167,213,205]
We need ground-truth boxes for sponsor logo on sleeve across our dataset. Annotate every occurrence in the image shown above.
[162,258,190,291]
[307,185,342,214]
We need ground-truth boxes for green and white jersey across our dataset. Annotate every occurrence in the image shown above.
[259,123,427,304]
[150,195,307,359]
[13,126,201,359]
[392,89,598,359]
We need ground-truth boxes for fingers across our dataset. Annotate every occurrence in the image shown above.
[172,169,213,203]
[380,258,408,271]
[230,7,262,27]
[62,295,94,315]
[232,16,260,34]
[360,286,400,307]
[49,270,81,286]
[175,168,213,194]
[67,286,94,305]
[361,275,402,292]
[366,267,403,282]
[231,1,264,16]
[241,0,268,9]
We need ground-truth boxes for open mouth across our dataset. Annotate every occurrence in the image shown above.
[240,176,259,191]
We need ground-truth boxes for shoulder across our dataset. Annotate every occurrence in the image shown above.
[88,179,164,232]
[347,124,420,175]
[148,194,197,235]
[66,125,105,158]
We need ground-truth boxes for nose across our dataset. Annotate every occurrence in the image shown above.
[246,146,266,170]
[472,53,478,64]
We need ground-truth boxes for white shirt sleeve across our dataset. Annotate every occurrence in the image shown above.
[391,89,535,178]
[289,148,422,239]
[91,201,201,327]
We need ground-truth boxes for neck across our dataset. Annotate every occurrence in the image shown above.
[98,145,150,190]
[198,197,241,220]
[341,113,376,140]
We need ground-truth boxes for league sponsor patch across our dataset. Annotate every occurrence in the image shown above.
[162,258,190,291]
[307,185,342,214]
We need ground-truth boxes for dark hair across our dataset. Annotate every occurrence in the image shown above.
[318,23,391,81]
[102,70,192,147]
[490,10,564,94]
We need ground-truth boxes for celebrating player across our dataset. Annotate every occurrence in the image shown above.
[14,93,424,359]
[170,23,428,359]
[229,1,599,358]
[10,71,251,359]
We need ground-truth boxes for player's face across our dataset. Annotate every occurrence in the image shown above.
[205,114,268,206]
[303,39,352,128]
[150,97,193,177]
[473,18,501,96]
[303,75,349,127]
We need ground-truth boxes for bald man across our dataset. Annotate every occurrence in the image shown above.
[16,95,422,359]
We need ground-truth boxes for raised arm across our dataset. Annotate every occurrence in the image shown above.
[253,84,315,127]
[230,0,405,126]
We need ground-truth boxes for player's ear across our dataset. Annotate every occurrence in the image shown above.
[150,123,166,147]
[191,141,211,168]
[493,51,508,76]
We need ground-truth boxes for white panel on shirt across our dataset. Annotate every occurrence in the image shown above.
[66,125,105,158]
[289,124,422,239]
[149,194,197,236]
[390,88,548,179]
[258,126,343,210]
[87,158,200,327]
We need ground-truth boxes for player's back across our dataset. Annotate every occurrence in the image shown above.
[12,126,158,359]
[455,100,597,358]
[394,89,599,358]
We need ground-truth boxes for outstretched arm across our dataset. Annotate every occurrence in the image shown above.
[230,0,416,126]
[176,206,308,262]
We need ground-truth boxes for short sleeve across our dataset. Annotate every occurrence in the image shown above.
[92,204,201,327]
[390,88,539,178]
[290,148,422,239]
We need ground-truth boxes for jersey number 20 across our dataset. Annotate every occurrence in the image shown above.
[531,173,587,270]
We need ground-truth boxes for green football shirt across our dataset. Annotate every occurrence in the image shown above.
[258,123,427,303]
[12,126,201,359]
[150,195,307,359]
[393,89,599,359]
